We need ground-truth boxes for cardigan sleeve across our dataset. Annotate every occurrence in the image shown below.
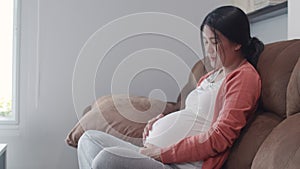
[160,67,261,163]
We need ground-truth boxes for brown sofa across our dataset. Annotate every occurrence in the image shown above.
[66,39,300,169]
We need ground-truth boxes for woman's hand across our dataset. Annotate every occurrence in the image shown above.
[139,143,162,161]
[142,114,164,142]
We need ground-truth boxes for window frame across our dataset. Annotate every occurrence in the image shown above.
[0,0,21,125]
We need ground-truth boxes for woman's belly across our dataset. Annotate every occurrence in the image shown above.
[144,109,211,148]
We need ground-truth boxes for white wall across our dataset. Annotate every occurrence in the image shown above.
[0,1,230,169]
[288,0,300,39]
[251,14,288,44]
[250,0,300,44]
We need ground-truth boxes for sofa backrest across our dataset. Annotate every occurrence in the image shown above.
[287,56,300,116]
[251,43,300,169]
[256,39,300,118]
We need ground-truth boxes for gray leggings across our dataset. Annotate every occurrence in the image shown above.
[77,130,174,169]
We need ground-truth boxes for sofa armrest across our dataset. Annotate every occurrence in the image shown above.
[251,113,300,169]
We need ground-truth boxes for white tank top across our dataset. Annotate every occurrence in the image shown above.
[145,74,224,148]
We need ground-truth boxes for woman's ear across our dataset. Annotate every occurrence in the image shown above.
[234,44,242,51]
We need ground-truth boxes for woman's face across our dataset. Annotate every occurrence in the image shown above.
[202,25,238,69]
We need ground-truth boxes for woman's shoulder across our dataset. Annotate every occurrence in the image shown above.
[220,61,261,99]
[228,61,260,79]
[222,61,261,92]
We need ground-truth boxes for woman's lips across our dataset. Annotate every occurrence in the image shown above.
[210,56,216,61]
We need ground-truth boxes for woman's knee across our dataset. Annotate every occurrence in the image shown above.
[91,148,117,169]
[78,130,103,153]
[78,130,92,149]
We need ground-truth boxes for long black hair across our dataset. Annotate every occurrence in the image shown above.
[200,6,264,68]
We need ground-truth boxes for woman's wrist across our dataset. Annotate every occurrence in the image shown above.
[139,143,162,162]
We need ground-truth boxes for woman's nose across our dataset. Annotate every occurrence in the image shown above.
[206,43,214,54]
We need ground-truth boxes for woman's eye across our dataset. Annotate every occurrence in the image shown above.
[211,40,218,45]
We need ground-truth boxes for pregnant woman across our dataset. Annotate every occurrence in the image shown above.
[77,6,264,169]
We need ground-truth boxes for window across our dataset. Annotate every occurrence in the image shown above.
[0,0,20,124]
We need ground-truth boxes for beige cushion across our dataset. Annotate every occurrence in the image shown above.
[65,95,177,147]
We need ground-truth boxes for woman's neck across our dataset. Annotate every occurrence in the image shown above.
[223,57,246,75]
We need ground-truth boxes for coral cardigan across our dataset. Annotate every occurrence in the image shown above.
[160,60,261,169]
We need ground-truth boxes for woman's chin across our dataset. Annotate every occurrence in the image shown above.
[210,63,216,68]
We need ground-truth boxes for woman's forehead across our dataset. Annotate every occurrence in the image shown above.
[202,26,215,37]
[202,25,222,39]
[202,25,227,41]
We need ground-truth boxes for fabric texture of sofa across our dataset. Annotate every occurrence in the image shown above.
[66,39,300,169]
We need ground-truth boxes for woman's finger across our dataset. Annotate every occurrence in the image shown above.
[142,114,164,141]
